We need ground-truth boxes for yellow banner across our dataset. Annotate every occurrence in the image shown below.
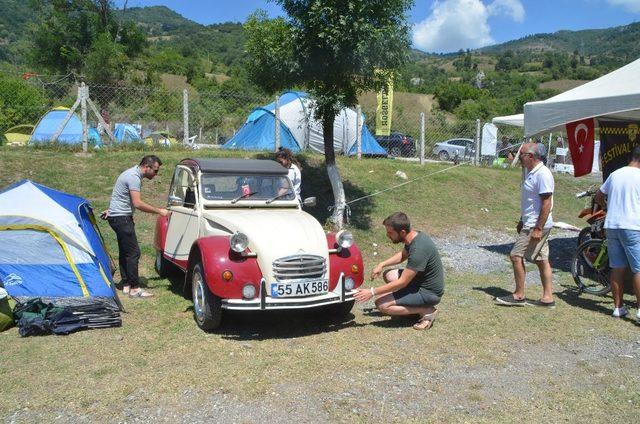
[375,76,394,136]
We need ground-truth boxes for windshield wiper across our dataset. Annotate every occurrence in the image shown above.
[230,191,259,204]
[265,190,293,204]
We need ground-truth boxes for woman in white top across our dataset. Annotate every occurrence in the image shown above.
[275,147,302,202]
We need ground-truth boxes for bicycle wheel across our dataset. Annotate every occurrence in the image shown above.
[577,227,593,246]
[571,239,611,296]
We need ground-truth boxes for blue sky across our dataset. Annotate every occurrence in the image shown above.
[116,0,640,53]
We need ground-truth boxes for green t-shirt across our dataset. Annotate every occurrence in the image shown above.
[403,232,444,297]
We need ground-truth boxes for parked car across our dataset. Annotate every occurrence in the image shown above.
[154,158,364,331]
[374,132,416,157]
[432,138,475,161]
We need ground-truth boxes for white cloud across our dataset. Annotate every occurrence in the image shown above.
[487,0,525,22]
[607,0,640,13]
[412,0,525,53]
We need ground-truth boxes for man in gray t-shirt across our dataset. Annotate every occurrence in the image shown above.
[106,155,169,298]
[354,212,445,330]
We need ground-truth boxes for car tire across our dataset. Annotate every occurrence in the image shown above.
[326,300,355,319]
[155,250,171,278]
[191,261,223,331]
[438,150,450,161]
[389,146,402,157]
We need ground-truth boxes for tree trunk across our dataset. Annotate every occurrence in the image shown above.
[323,113,346,229]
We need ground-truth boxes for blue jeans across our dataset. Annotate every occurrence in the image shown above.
[607,228,640,273]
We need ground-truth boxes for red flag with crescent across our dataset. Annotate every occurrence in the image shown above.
[566,118,595,177]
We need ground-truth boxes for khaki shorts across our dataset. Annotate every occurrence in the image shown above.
[510,228,551,262]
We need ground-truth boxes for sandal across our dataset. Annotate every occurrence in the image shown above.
[129,289,154,298]
[413,309,438,331]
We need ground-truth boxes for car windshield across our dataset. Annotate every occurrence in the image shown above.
[200,173,295,202]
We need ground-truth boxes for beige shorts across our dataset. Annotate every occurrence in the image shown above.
[510,228,551,262]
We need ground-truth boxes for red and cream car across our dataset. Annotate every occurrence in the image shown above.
[154,158,364,331]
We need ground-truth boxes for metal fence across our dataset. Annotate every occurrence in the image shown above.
[1,72,538,166]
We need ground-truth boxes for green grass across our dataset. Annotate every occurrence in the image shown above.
[0,147,636,422]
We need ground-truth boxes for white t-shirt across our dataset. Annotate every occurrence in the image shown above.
[521,162,554,229]
[287,164,302,201]
[600,166,640,230]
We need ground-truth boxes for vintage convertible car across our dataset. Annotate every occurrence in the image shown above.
[154,158,364,331]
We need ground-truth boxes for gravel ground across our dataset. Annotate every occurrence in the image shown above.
[433,226,578,285]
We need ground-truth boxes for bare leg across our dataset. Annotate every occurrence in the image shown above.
[610,267,626,309]
[510,255,526,299]
[536,259,553,302]
[633,272,640,308]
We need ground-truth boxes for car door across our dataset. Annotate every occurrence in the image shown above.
[165,166,200,263]
[449,139,466,156]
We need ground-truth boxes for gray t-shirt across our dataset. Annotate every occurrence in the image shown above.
[403,231,445,297]
[108,166,142,216]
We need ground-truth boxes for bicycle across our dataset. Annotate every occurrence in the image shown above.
[571,237,611,296]
[575,189,606,246]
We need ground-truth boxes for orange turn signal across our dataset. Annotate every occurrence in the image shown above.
[351,264,359,274]
[222,270,233,282]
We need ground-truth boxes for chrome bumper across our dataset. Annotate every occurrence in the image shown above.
[221,273,356,311]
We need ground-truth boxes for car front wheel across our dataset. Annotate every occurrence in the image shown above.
[191,261,223,331]
[325,300,355,320]
[438,150,450,161]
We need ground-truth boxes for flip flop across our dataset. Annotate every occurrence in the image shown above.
[413,309,438,331]
[129,289,154,298]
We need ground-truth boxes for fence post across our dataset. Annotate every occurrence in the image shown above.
[81,83,88,153]
[475,118,481,165]
[183,89,189,145]
[420,112,425,165]
[274,95,280,152]
[356,105,362,160]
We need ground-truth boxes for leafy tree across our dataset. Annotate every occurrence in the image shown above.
[27,0,145,75]
[0,74,47,135]
[434,81,483,112]
[245,0,412,226]
[85,32,127,84]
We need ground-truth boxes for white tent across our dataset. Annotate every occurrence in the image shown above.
[492,113,524,127]
[524,58,640,137]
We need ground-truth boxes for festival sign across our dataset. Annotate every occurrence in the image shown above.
[565,118,595,177]
[375,74,394,136]
[599,120,640,180]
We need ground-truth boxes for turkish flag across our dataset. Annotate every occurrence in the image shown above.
[566,118,595,177]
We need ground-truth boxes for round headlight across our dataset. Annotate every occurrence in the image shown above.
[344,277,355,291]
[336,230,354,249]
[230,232,249,253]
[242,284,256,299]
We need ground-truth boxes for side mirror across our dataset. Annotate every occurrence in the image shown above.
[168,195,182,207]
[303,197,317,207]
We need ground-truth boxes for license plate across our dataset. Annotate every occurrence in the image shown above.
[270,280,329,298]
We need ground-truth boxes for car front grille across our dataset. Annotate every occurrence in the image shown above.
[272,254,326,280]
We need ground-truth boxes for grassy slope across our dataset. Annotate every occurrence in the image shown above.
[1,148,636,422]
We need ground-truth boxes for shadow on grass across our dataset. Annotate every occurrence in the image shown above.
[254,153,375,230]
[478,236,577,273]
[472,285,513,299]
[555,284,637,324]
[217,309,366,341]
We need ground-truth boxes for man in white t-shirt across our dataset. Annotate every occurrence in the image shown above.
[496,143,555,307]
[595,147,640,321]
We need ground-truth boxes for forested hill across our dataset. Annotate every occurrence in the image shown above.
[478,22,640,62]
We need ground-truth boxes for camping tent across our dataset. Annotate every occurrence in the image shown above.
[3,125,34,146]
[113,123,142,143]
[524,58,640,137]
[223,91,387,156]
[29,107,101,145]
[0,180,119,309]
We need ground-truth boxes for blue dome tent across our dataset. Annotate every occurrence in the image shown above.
[224,91,386,156]
[0,180,121,315]
[29,107,101,145]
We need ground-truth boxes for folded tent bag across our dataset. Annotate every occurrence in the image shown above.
[0,287,13,332]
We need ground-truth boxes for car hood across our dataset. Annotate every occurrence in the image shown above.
[203,209,328,283]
